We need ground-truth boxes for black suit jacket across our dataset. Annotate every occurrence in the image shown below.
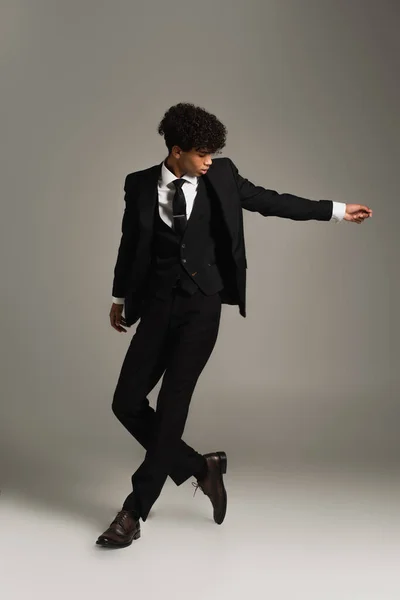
[112,157,333,326]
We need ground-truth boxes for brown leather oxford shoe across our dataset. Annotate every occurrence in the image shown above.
[96,509,141,548]
[192,451,227,524]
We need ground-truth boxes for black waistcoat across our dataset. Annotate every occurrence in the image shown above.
[143,176,225,299]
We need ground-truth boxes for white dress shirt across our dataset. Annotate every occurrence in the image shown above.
[112,161,346,304]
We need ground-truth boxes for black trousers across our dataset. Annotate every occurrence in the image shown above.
[112,285,222,521]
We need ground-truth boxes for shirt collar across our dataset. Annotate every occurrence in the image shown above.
[160,159,198,187]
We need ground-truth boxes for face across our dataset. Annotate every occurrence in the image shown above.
[173,146,213,177]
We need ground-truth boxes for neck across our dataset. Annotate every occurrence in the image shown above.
[164,155,186,179]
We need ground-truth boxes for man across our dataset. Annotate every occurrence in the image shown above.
[96,102,372,548]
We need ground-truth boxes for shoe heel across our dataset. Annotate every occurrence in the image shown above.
[217,451,227,474]
[133,529,141,540]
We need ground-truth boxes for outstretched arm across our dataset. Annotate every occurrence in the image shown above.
[228,158,372,223]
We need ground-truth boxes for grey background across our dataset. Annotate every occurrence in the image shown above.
[1,0,398,512]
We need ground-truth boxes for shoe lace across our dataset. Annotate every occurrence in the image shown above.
[112,510,129,528]
[191,481,205,497]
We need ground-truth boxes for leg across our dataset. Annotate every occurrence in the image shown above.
[112,293,207,487]
[123,290,222,521]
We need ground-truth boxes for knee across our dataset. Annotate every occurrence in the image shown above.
[112,388,142,423]
[112,388,126,421]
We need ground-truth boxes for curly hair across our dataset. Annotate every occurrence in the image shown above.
[157,103,227,154]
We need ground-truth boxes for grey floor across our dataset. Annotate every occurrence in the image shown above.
[1,459,400,600]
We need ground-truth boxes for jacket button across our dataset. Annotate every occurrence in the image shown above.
[182,258,187,263]
[181,243,186,248]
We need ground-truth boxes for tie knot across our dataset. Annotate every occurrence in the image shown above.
[172,178,185,189]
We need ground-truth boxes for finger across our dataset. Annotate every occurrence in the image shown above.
[110,314,120,329]
[111,312,126,330]
[111,321,126,333]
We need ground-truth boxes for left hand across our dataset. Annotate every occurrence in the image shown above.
[344,204,373,224]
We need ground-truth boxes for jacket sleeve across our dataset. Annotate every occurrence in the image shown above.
[111,173,140,298]
[227,158,333,221]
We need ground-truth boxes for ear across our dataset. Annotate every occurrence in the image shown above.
[171,145,182,158]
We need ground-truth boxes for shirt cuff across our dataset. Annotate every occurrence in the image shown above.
[112,297,125,304]
[331,201,346,223]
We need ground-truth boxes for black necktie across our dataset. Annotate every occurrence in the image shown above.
[172,178,187,236]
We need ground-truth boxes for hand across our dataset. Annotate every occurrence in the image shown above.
[109,303,127,333]
[344,204,373,224]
